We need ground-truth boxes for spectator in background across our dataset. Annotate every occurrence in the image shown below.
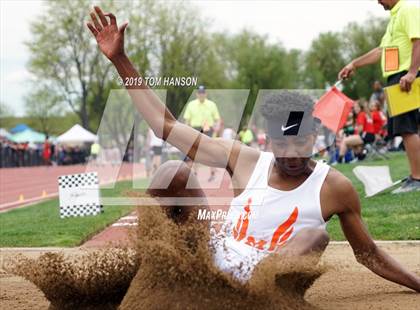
[147,128,164,176]
[238,125,254,146]
[331,105,359,164]
[183,85,221,182]
[222,123,235,140]
[50,142,56,165]
[42,137,51,166]
[338,100,385,163]
[257,128,267,150]
[369,80,385,109]
[90,142,101,164]
[371,100,388,139]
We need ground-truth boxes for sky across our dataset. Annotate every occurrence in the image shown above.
[0,0,391,117]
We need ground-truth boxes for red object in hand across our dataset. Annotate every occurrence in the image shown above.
[313,86,354,133]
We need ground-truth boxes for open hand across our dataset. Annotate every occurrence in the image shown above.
[87,6,128,61]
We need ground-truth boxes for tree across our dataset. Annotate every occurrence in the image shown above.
[303,16,388,99]
[341,17,388,99]
[303,32,346,89]
[222,30,301,127]
[0,101,14,118]
[25,86,64,135]
[26,0,114,130]
[146,1,228,116]
[26,0,226,130]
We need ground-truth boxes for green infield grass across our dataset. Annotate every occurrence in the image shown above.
[327,152,419,240]
[0,152,418,247]
[0,179,149,247]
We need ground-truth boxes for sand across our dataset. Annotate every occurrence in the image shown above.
[119,207,321,310]
[1,242,419,309]
[306,242,420,310]
[2,248,138,309]
[1,210,419,310]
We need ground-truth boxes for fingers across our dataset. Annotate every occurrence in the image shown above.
[90,12,102,31]
[344,69,353,80]
[338,70,348,80]
[338,67,351,80]
[105,13,117,26]
[407,83,412,92]
[400,78,407,92]
[399,83,405,92]
[400,79,411,92]
[86,22,98,37]
[94,6,108,27]
[119,22,128,34]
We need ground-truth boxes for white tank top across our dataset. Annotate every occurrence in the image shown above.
[212,151,329,281]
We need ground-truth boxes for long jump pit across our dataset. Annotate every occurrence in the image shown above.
[1,207,419,310]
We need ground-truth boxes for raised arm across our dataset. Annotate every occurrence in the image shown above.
[87,6,258,172]
[330,175,420,292]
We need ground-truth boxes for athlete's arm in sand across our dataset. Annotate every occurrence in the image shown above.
[87,6,259,186]
[322,169,420,292]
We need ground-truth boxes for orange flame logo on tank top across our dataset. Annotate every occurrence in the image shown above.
[233,198,252,241]
[233,198,298,252]
[268,207,298,251]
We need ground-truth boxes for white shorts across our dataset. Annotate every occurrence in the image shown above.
[211,232,268,282]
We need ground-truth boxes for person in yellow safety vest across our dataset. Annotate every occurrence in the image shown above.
[339,0,420,194]
[183,85,221,182]
[90,142,101,164]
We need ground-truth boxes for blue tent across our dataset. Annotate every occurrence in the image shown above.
[10,124,31,134]
[9,129,46,143]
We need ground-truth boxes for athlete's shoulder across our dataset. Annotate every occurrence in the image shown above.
[323,167,357,200]
[320,166,361,216]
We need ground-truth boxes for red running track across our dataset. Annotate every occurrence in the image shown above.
[0,163,145,212]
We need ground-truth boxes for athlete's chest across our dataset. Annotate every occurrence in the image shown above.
[227,188,323,252]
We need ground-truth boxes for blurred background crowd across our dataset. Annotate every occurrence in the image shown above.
[0,79,401,172]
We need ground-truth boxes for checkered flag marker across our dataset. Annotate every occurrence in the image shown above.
[58,172,102,218]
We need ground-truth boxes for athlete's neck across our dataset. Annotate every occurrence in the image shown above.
[269,159,316,191]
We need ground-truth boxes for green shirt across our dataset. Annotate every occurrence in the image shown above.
[380,0,420,77]
[239,129,254,144]
[183,99,220,128]
[90,143,100,155]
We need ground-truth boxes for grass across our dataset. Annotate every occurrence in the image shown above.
[0,179,149,247]
[0,153,418,247]
[327,152,420,240]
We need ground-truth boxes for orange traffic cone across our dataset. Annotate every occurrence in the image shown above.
[313,83,354,133]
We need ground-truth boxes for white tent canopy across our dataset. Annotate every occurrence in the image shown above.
[0,128,10,138]
[57,124,98,144]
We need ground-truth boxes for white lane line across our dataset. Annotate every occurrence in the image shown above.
[111,222,138,227]
[0,192,58,211]
[119,216,138,221]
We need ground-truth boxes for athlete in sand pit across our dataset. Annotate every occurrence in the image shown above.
[87,6,420,291]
